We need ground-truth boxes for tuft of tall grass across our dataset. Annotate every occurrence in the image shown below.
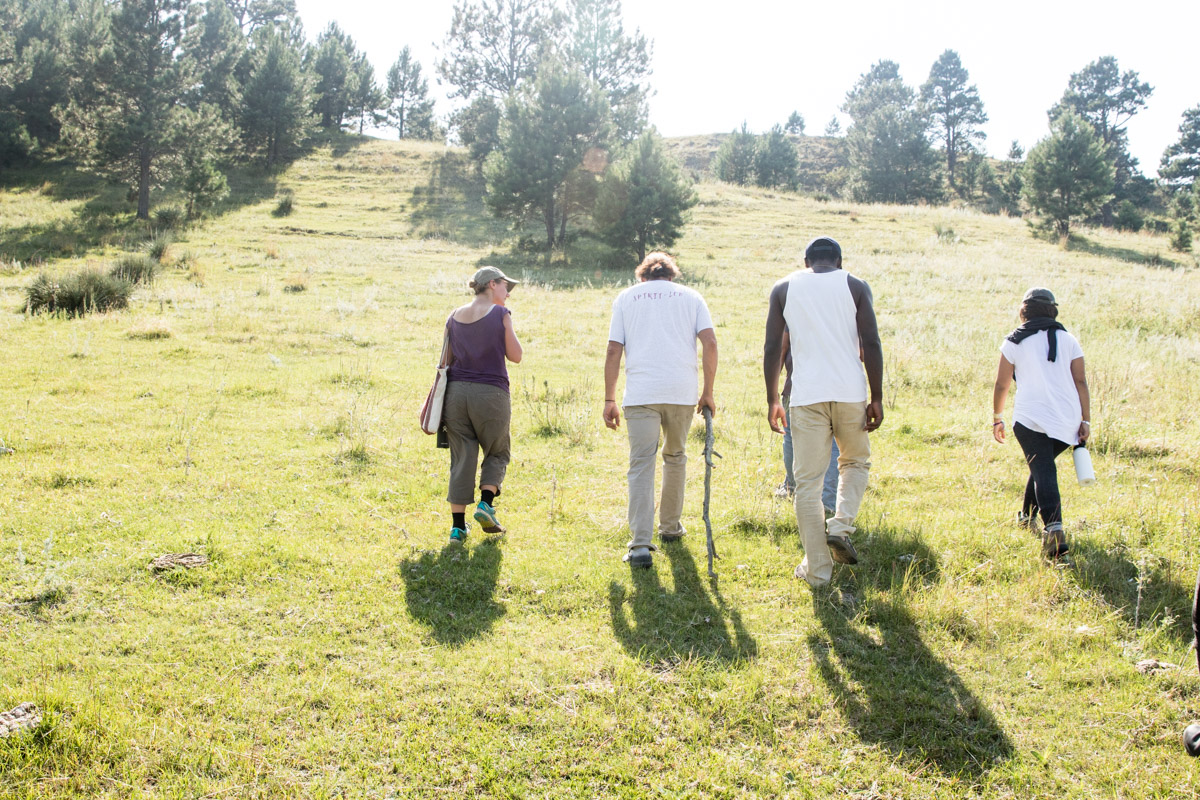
[110,254,159,285]
[272,192,295,217]
[146,232,174,263]
[25,270,133,316]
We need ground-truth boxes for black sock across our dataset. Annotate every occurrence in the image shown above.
[452,512,466,530]
[480,489,496,506]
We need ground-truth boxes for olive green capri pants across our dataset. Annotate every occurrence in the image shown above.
[444,381,511,505]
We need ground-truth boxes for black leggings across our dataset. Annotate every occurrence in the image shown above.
[1013,422,1071,532]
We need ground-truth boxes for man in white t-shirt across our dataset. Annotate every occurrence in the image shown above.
[604,252,718,568]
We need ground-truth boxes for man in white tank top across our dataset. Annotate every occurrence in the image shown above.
[763,237,884,587]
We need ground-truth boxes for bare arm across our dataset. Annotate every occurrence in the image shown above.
[502,312,523,363]
[763,280,788,433]
[698,328,717,416]
[849,276,884,431]
[603,341,623,430]
[992,354,1014,443]
[1071,356,1090,443]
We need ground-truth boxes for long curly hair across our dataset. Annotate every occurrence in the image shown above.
[635,252,680,281]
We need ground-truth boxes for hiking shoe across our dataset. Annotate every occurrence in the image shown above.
[474,501,502,532]
[826,533,859,565]
[659,526,685,543]
[1042,528,1069,559]
[1017,510,1039,534]
[449,527,467,544]
[774,482,794,499]
[624,546,653,568]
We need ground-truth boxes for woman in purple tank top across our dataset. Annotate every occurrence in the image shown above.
[442,266,523,543]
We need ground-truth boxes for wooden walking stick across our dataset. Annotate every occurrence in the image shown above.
[702,407,721,577]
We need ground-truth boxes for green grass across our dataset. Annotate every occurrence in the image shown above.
[1,135,1199,797]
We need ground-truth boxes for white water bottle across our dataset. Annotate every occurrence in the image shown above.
[1073,445,1095,487]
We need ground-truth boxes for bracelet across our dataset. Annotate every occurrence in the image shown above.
[992,413,1004,421]
[992,421,1004,427]
[605,399,616,403]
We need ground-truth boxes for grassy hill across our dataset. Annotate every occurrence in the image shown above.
[664,132,847,192]
[1,136,1199,798]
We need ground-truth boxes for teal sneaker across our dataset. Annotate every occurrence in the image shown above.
[449,527,467,543]
[474,501,504,533]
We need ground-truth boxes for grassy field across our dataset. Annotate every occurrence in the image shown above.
[1,135,1199,799]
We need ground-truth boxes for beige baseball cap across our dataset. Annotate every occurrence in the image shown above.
[470,266,519,291]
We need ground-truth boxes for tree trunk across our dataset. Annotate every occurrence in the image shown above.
[137,148,152,220]
[544,200,555,252]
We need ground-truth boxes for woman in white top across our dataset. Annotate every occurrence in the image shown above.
[991,287,1091,558]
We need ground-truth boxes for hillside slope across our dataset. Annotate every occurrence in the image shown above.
[1,137,1198,798]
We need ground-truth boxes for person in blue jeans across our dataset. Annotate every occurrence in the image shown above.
[777,327,839,513]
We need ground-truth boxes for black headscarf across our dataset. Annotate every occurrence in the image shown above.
[1006,317,1067,362]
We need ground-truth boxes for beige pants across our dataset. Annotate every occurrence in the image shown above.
[791,401,871,586]
[625,404,694,549]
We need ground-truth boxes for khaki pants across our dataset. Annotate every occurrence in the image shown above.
[625,404,694,549]
[444,381,511,505]
[791,401,871,586]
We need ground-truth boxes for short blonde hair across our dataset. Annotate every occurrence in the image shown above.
[635,252,680,281]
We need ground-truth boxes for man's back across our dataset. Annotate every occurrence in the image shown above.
[608,281,712,407]
[782,269,867,406]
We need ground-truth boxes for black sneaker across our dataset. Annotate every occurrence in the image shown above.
[624,546,653,568]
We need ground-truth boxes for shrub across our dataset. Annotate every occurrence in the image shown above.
[273,193,295,217]
[110,254,159,285]
[25,270,133,317]
[282,274,308,292]
[1115,201,1144,232]
[153,206,186,230]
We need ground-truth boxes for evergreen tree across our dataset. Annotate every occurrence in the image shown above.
[310,22,356,129]
[346,52,384,134]
[1,0,73,150]
[1160,105,1200,192]
[241,23,310,166]
[1169,190,1195,252]
[58,0,228,219]
[824,116,841,136]
[1022,109,1114,237]
[451,95,503,165]
[184,0,245,124]
[224,0,297,35]
[384,47,434,140]
[563,0,650,141]
[713,122,756,185]
[483,59,610,251]
[438,0,560,100]
[843,60,942,204]
[1050,56,1152,224]
[920,49,987,191]
[595,129,695,262]
[784,111,805,135]
[754,124,799,189]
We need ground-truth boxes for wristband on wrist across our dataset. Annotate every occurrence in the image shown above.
[992,420,1004,427]
[992,413,1003,421]
[605,399,615,403]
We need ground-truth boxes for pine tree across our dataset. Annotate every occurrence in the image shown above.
[1160,105,1200,192]
[438,0,560,101]
[58,0,228,219]
[310,23,355,129]
[483,59,610,251]
[843,60,942,204]
[224,0,297,35]
[784,111,804,135]
[1169,190,1195,252]
[754,124,799,189]
[346,52,383,134]
[1022,109,1114,237]
[563,0,650,141]
[241,23,310,166]
[1050,56,1152,224]
[184,0,245,122]
[713,122,756,185]
[1,0,73,150]
[824,117,840,136]
[384,47,434,140]
[920,49,987,191]
[595,129,695,262]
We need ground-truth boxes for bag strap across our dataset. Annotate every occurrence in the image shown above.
[437,315,452,368]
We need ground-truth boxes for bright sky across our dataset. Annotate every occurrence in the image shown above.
[294,0,1198,174]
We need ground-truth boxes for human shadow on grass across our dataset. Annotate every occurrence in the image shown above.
[807,528,1012,778]
[406,152,503,246]
[608,540,757,666]
[1067,537,1194,647]
[401,540,504,646]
